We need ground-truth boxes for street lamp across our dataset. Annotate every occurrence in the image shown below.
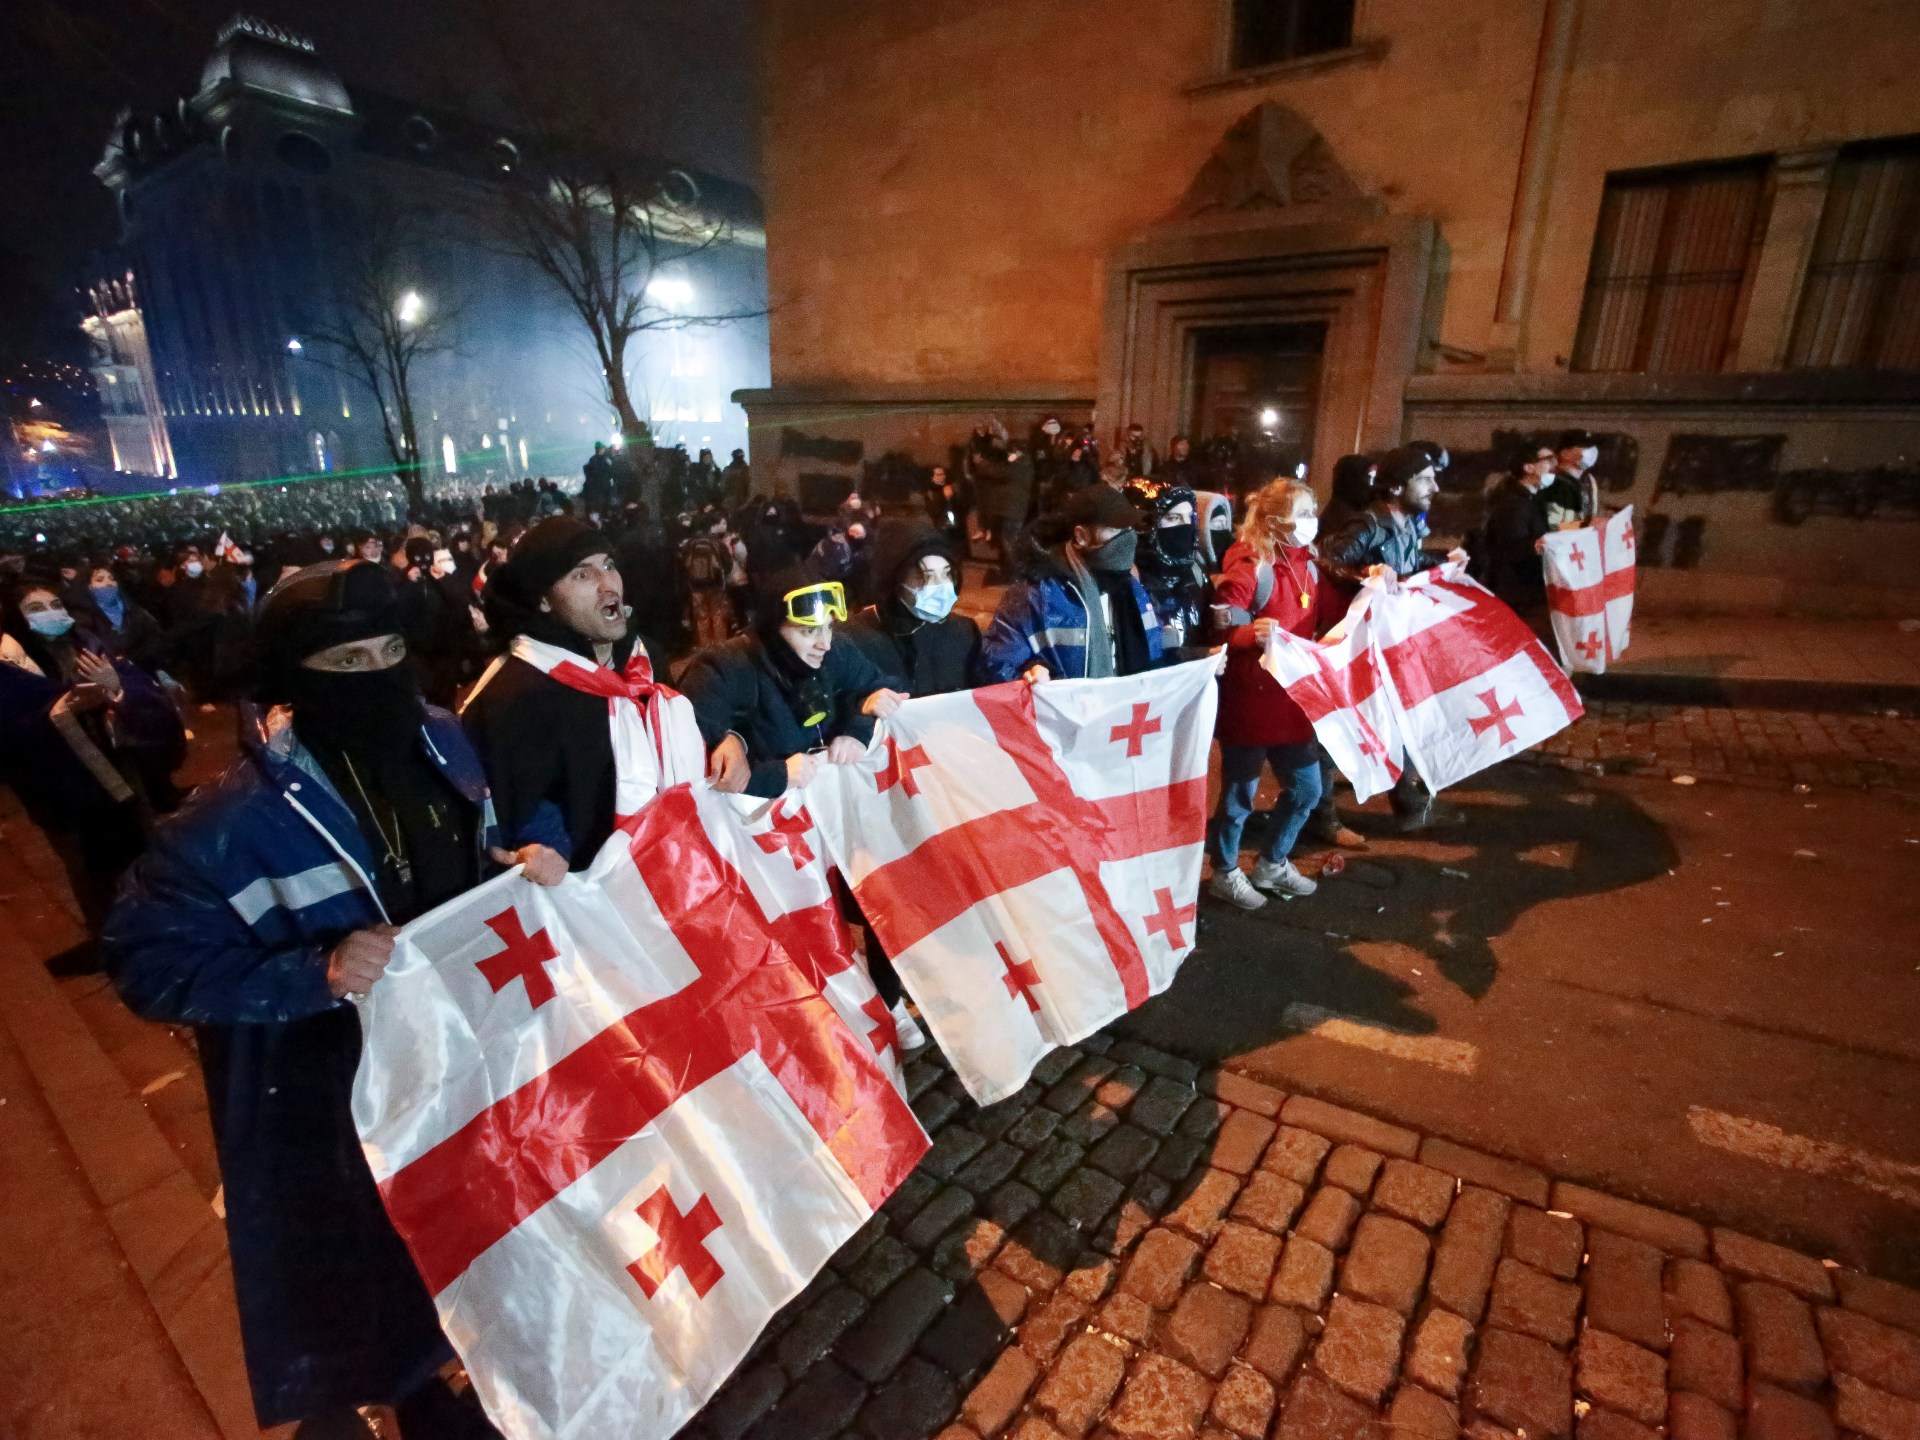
[1258,407,1280,431]
[396,291,425,325]
[286,337,303,353]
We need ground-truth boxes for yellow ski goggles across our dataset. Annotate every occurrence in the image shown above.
[781,580,847,628]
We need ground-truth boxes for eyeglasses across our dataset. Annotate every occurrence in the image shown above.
[781,580,847,627]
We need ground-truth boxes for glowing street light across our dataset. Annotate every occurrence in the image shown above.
[1258,407,1280,431]
[396,291,425,325]
[286,337,303,353]
[646,276,695,311]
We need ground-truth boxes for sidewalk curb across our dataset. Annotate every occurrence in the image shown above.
[1576,671,1919,715]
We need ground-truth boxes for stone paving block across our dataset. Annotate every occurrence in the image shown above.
[1743,1381,1838,1440]
[1665,1257,1734,1331]
[1574,1327,1667,1426]
[1668,1316,1742,1410]
[838,1267,956,1384]
[1550,1184,1707,1259]
[1312,1294,1406,1405]
[1130,1077,1198,1137]
[831,1214,890,1278]
[1667,1391,1738,1440]
[779,1283,871,1379]
[1390,1385,1460,1440]
[1583,1230,1669,1353]
[1373,1159,1457,1230]
[1152,1135,1209,1184]
[705,1361,788,1440]
[919,1270,1030,1380]
[1429,1187,1514,1323]
[1281,1095,1418,1158]
[1108,1040,1201,1085]
[1838,1270,1920,1338]
[1405,1307,1475,1398]
[1470,1328,1573,1440]
[963,1346,1041,1438]
[1108,1176,1174,1257]
[1166,1167,1244,1243]
[1211,1111,1279,1175]
[1339,1213,1431,1316]
[848,1234,916,1299]
[906,1186,980,1251]
[1204,1222,1284,1300]
[1008,1420,1066,1440]
[1207,1070,1287,1117]
[997,1211,1084,1295]
[1505,1207,1583,1279]
[1275,1371,1381,1440]
[1098,1290,1157,1344]
[987,1181,1044,1231]
[1022,1139,1090,1195]
[1573,1410,1657,1440]
[1032,1047,1083,1087]
[1420,1137,1551,1207]
[1815,1303,1920,1399]
[1064,1254,1116,1304]
[1007,1108,1064,1150]
[1228,1171,1305,1235]
[748,1357,868,1440]
[1243,1304,1308,1384]
[957,1142,1027,1196]
[1486,1258,1582,1347]
[924,1126,991,1181]
[1089,1125,1162,1182]
[1107,1352,1213,1440]
[1738,1281,1828,1394]
[857,1356,959,1440]
[1032,1332,1128,1437]
[1179,1100,1231,1142]
[933,1218,1009,1283]
[1159,1282,1253,1379]
[1712,1227,1835,1303]
[1095,1065,1148,1111]
[1834,1371,1920,1440]
[1079,1033,1114,1055]
[1209,1362,1276,1438]
[1051,1167,1127,1232]
[1120,1228,1204,1309]
[917,1090,964,1133]
[1262,1126,1334,1186]
[1043,1056,1117,1115]
[889,1171,944,1225]
[1021,1289,1092,1364]
[1294,1185,1362,1251]
[972,1085,1044,1143]
[1269,1236,1336,1311]
[905,1060,944,1101]
[1322,1145,1384,1197]
[1060,1100,1122,1148]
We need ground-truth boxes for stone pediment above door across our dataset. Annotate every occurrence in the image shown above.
[1166,102,1382,231]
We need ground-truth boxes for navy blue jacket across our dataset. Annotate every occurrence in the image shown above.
[104,706,494,1425]
[980,546,1164,682]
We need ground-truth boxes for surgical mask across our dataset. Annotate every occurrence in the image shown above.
[26,608,74,638]
[1581,446,1600,470]
[183,560,204,578]
[1083,530,1137,572]
[1288,517,1319,546]
[905,580,957,622]
[431,551,456,577]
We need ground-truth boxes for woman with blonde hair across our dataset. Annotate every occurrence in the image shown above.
[1205,480,1343,910]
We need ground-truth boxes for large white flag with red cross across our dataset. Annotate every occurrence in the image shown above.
[802,659,1217,1105]
[1542,505,1636,674]
[1370,564,1585,792]
[352,785,927,1440]
[1261,594,1405,803]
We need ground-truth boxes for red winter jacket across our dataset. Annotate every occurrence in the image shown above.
[1212,540,1344,748]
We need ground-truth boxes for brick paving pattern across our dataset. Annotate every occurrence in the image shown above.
[681,1035,1920,1440]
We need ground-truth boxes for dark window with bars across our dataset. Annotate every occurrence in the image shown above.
[1787,136,1920,371]
[1571,159,1772,374]
[1231,0,1356,71]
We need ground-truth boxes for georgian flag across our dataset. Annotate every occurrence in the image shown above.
[1371,564,1584,792]
[1542,505,1637,674]
[802,660,1217,1104]
[1261,594,1405,803]
[353,789,927,1440]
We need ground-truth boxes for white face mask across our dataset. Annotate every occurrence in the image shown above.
[1289,516,1319,546]
[1581,446,1600,470]
[182,560,204,578]
[906,579,957,622]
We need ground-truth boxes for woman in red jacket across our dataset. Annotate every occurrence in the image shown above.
[1206,481,1342,910]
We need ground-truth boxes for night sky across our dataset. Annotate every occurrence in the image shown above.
[0,0,760,363]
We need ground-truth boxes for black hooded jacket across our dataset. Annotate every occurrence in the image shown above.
[842,518,982,697]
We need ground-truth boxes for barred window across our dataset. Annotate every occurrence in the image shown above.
[1787,136,1920,371]
[1571,159,1772,374]
[1231,0,1355,71]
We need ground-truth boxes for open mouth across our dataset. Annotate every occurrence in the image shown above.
[599,598,623,621]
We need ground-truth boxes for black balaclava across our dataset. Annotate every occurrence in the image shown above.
[255,560,424,757]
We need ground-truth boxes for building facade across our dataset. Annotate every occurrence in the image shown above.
[90,16,769,496]
[747,0,1920,613]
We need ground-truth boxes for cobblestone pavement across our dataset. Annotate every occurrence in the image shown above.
[686,1034,1920,1440]
[1522,700,1920,791]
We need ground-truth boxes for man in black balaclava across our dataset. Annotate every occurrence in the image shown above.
[105,559,506,1437]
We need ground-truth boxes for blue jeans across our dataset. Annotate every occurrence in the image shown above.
[1210,742,1323,869]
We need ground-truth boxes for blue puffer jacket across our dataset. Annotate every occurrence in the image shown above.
[980,545,1164,682]
[104,704,495,1425]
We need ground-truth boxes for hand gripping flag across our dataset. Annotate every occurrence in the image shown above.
[353,786,927,1440]
[1370,563,1584,792]
[1260,594,1405,803]
[802,658,1217,1104]
[1541,505,1637,674]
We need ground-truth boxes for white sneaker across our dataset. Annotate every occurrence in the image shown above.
[891,1000,927,1052]
[1251,858,1318,897]
[1208,867,1268,910]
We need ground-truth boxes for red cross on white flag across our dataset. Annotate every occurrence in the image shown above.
[1261,594,1406,803]
[352,785,927,1440]
[800,659,1217,1104]
[1541,505,1637,674]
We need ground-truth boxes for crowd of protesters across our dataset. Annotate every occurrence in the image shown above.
[0,420,1615,1438]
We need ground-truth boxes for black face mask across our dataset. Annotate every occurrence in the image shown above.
[288,663,423,758]
[1156,523,1197,564]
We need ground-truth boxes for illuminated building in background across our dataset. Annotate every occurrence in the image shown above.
[89,15,767,493]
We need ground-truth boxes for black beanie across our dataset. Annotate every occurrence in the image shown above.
[253,560,403,698]
[493,517,611,610]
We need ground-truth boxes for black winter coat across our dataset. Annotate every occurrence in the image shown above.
[678,633,900,797]
[843,602,982,698]
[1476,477,1550,614]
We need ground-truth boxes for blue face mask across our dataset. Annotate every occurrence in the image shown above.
[27,608,75,638]
[906,580,957,622]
